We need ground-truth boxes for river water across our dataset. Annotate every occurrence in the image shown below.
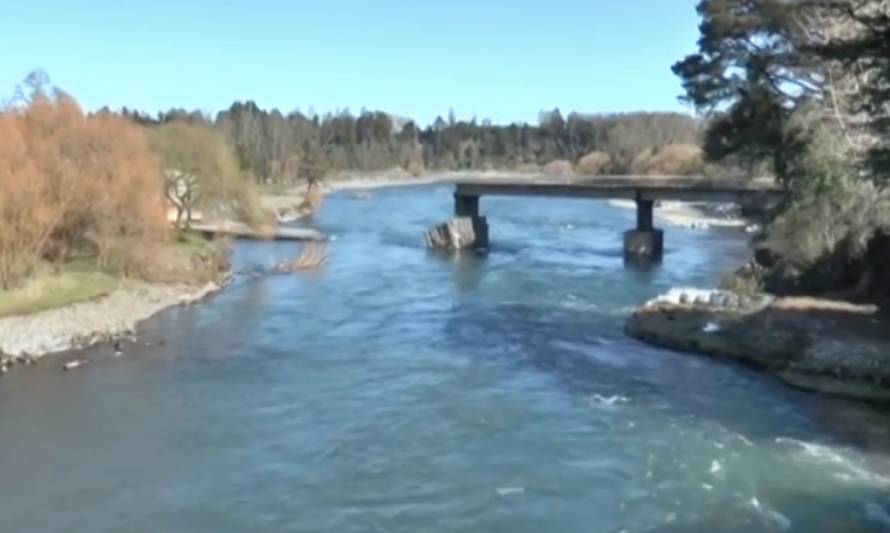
[2,184,890,532]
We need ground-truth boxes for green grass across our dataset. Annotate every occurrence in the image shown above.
[258,182,299,196]
[175,229,213,250]
[0,233,224,318]
[0,263,124,318]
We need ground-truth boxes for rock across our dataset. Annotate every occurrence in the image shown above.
[63,359,88,371]
[628,291,890,401]
[646,288,771,311]
[13,354,36,366]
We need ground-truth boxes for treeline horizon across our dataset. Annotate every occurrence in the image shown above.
[109,102,706,183]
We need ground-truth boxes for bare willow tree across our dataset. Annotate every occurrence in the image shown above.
[298,140,329,213]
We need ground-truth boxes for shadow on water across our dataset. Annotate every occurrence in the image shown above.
[623,256,663,278]
[441,293,890,454]
[426,248,490,293]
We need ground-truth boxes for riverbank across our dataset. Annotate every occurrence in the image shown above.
[0,231,230,366]
[0,280,222,368]
[627,289,890,401]
[260,169,447,222]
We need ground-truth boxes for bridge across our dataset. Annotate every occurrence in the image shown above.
[439,176,786,261]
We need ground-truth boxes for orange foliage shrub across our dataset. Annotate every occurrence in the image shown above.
[630,144,704,176]
[576,151,612,175]
[542,159,574,177]
[0,115,50,287]
[513,162,541,174]
[0,95,168,287]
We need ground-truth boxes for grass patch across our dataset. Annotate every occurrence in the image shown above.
[258,182,298,196]
[0,263,124,318]
[175,229,213,250]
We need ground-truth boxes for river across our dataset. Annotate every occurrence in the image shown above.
[2,183,890,532]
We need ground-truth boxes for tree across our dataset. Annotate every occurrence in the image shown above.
[672,0,823,183]
[631,144,705,175]
[296,141,329,212]
[146,101,703,179]
[1,83,168,285]
[703,85,788,177]
[149,122,261,227]
[298,140,330,185]
[576,151,612,175]
[806,0,890,174]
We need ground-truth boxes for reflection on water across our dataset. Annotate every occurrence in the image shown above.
[1,183,890,532]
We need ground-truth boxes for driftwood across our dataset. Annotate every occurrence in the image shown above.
[423,217,488,250]
[274,243,328,272]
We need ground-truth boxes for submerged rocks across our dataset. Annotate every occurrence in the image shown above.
[0,352,37,376]
[628,289,890,401]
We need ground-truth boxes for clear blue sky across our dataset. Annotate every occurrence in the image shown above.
[2,0,701,125]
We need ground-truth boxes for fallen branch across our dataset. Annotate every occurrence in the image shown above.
[274,243,328,272]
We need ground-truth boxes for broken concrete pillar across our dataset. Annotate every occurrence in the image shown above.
[423,216,489,250]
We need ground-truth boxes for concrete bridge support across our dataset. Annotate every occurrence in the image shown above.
[623,198,663,262]
[453,193,489,249]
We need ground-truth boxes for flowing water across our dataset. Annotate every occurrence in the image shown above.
[2,183,890,532]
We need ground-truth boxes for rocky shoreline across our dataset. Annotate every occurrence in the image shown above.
[0,280,222,372]
[627,288,890,402]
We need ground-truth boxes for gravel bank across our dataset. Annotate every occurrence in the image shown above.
[0,281,221,358]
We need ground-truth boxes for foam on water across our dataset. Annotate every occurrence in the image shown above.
[749,496,793,531]
[776,438,890,489]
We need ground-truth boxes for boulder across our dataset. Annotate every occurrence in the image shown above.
[627,291,890,401]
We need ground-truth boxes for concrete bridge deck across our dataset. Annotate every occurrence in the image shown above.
[455,176,786,204]
[445,176,786,261]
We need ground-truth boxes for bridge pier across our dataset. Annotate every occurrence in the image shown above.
[446,193,488,249]
[624,198,663,262]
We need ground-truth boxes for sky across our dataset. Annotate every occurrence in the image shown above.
[2,0,703,126]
